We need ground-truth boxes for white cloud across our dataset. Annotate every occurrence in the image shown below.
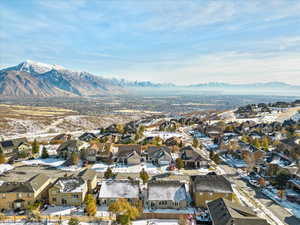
[122,51,300,85]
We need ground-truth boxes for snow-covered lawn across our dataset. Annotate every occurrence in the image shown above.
[132,219,179,225]
[22,158,66,167]
[0,164,14,175]
[22,157,84,172]
[92,162,168,174]
[262,187,300,219]
[221,155,247,168]
[41,205,80,216]
[144,131,182,140]
[92,162,109,172]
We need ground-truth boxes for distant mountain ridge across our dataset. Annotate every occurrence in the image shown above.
[189,81,299,89]
[0,60,125,97]
[0,60,298,97]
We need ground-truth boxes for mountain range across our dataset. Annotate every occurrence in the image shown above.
[0,60,299,97]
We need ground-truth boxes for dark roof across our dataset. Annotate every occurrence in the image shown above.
[146,146,171,158]
[57,140,83,152]
[0,174,50,193]
[51,134,66,141]
[180,146,206,161]
[118,144,141,152]
[79,132,97,141]
[281,138,299,148]
[192,175,233,193]
[0,182,33,193]
[0,138,28,150]
[207,198,269,225]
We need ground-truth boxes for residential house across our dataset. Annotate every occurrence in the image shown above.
[49,176,87,206]
[0,174,51,210]
[83,142,113,163]
[191,175,233,208]
[79,169,97,193]
[144,146,173,166]
[49,134,71,144]
[180,146,209,169]
[146,180,188,210]
[165,137,182,147]
[78,132,97,142]
[114,144,141,165]
[0,138,30,158]
[207,198,269,225]
[98,180,140,206]
[57,140,89,159]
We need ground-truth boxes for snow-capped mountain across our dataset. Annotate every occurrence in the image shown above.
[0,60,125,97]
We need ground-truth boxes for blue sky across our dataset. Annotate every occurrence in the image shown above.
[0,0,300,84]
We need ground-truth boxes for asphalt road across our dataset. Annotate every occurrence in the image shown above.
[220,163,300,225]
[180,126,300,225]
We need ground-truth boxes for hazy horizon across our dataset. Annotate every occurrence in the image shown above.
[1,0,300,85]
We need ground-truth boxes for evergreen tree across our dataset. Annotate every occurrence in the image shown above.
[31,139,40,155]
[41,146,49,159]
[85,194,97,216]
[139,169,149,184]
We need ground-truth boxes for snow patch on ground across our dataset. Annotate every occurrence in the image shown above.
[0,164,14,175]
[92,162,168,174]
[144,131,182,140]
[132,219,179,225]
[22,158,66,167]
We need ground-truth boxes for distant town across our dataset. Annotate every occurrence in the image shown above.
[0,99,300,225]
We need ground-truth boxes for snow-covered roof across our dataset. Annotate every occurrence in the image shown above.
[55,177,86,193]
[99,180,140,199]
[148,181,187,202]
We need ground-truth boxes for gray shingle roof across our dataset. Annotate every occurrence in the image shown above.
[207,198,269,225]
[0,173,50,193]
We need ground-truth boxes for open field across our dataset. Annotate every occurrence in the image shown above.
[0,104,141,139]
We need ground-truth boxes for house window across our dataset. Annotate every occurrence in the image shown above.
[199,192,203,195]
[73,194,79,199]
[52,198,56,202]
[209,193,213,196]
[17,193,22,198]
[27,193,31,197]
[2,194,5,199]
